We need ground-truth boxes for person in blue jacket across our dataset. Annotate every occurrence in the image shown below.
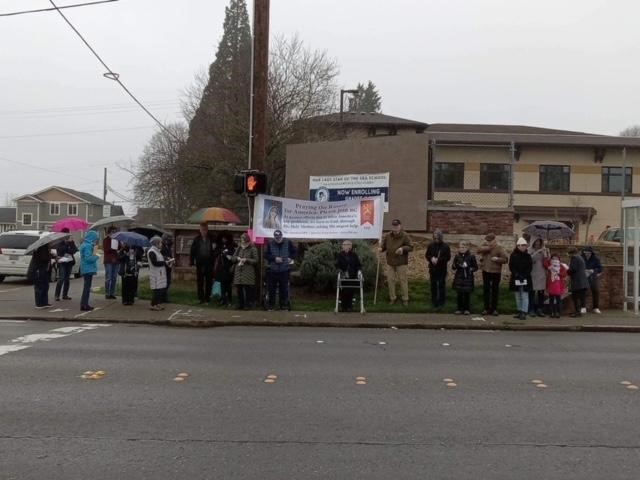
[79,230,100,311]
[264,229,297,310]
[581,246,603,314]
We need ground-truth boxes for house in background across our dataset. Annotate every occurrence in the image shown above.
[14,186,124,231]
[0,207,16,232]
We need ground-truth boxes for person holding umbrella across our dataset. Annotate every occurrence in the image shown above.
[54,228,78,302]
[118,241,142,306]
[79,230,100,311]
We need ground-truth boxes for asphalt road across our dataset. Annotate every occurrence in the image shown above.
[1,322,639,479]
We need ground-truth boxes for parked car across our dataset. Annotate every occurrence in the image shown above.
[0,230,80,283]
[595,227,622,246]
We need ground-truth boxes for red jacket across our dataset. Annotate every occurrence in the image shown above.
[544,258,567,296]
[103,236,120,264]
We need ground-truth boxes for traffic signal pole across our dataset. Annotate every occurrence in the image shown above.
[250,0,270,303]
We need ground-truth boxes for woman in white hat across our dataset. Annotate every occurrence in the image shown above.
[508,237,533,320]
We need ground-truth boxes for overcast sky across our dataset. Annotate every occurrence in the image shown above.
[1,0,639,213]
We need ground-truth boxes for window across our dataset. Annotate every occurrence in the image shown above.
[602,167,632,194]
[480,163,510,191]
[434,162,464,189]
[22,213,32,226]
[67,203,78,216]
[539,165,570,192]
[49,203,61,216]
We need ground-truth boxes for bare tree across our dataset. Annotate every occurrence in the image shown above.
[620,125,640,137]
[266,34,340,193]
[129,123,191,223]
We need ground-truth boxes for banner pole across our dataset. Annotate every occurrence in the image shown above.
[373,240,381,305]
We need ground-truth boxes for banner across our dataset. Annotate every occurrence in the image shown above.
[253,195,383,240]
[309,172,390,212]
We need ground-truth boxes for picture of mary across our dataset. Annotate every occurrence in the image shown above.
[263,201,282,229]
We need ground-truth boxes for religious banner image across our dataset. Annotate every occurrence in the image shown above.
[309,172,390,212]
[252,195,383,240]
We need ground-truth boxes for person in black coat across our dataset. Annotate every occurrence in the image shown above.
[189,223,217,304]
[118,242,142,305]
[509,237,533,320]
[425,229,451,311]
[54,228,78,301]
[161,233,174,303]
[32,244,53,309]
[336,240,362,312]
[581,246,603,314]
[568,247,589,317]
[214,232,236,306]
[451,241,478,315]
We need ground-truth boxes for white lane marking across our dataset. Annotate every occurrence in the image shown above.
[49,308,69,313]
[0,288,23,293]
[0,320,26,324]
[0,324,110,357]
[168,309,182,321]
[73,307,103,319]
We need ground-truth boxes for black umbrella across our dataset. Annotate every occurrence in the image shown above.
[523,220,575,241]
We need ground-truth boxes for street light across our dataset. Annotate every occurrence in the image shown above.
[340,88,359,126]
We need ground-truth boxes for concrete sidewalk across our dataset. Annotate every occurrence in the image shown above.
[1,283,639,331]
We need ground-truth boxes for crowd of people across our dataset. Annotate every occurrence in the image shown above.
[379,220,604,318]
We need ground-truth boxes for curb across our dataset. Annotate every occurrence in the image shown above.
[2,316,640,333]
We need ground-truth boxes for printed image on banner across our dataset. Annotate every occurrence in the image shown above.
[309,172,389,212]
[252,195,383,240]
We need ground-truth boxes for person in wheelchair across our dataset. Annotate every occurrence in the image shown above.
[336,240,362,312]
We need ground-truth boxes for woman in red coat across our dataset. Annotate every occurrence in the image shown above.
[544,253,568,318]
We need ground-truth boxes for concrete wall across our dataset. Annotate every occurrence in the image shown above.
[286,135,430,231]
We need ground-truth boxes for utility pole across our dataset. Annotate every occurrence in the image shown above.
[103,167,107,201]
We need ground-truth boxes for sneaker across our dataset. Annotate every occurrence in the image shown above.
[593,308,602,314]
[35,305,48,310]
[454,310,462,315]
[80,306,94,311]
[492,311,499,316]
[402,300,409,307]
[518,312,526,320]
[570,312,582,318]
[62,296,72,300]
[389,298,398,305]
[580,307,587,314]
[463,310,470,315]
[149,305,162,311]
[55,297,60,302]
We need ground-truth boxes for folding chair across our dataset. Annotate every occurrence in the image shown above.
[334,270,365,314]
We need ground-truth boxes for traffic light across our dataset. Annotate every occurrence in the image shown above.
[233,171,267,196]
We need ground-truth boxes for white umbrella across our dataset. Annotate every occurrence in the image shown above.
[89,215,134,231]
[24,232,68,255]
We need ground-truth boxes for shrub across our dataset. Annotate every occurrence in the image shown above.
[299,240,378,292]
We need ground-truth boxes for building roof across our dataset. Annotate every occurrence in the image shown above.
[15,186,108,205]
[0,207,16,224]
[427,123,597,136]
[308,112,428,131]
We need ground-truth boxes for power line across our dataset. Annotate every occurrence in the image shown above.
[0,155,101,184]
[47,0,180,142]
[0,100,178,116]
[0,125,154,139]
[0,0,118,17]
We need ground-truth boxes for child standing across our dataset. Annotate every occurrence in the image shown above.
[545,253,568,318]
[451,241,478,315]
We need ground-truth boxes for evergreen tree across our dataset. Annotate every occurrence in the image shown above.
[180,0,252,218]
[350,80,382,113]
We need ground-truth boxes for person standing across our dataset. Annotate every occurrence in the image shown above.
[189,223,216,304]
[529,238,549,317]
[232,232,258,310]
[160,233,174,303]
[54,228,78,302]
[451,241,478,315]
[477,233,508,316]
[336,240,362,312]
[79,230,100,311]
[148,236,171,311]
[32,244,53,309]
[118,242,141,306]
[568,247,589,317]
[265,229,297,310]
[214,232,236,306]
[102,226,120,300]
[425,229,451,311]
[581,246,603,314]
[509,237,533,320]
[379,219,413,306]
[545,253,568,318]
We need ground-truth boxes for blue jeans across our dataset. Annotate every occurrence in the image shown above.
[104,263,118,297]
[55,263,72,299]
[81,274,93,308]
[267,270,290,309]
[515,288,529,313]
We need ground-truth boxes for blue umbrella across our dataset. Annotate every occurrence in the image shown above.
[114,231,151,248]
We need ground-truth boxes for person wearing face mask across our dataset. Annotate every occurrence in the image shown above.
[425,229,451,311]
[379,219,413,307]
[451,241,478,315]
[581,246,603,314]
[232,232,258,310]
[336,240,362,312]
[509,237,533,320]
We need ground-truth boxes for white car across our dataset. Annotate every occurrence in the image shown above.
[0,230,80,283]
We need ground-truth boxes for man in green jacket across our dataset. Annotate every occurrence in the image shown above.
[379,219,413,306]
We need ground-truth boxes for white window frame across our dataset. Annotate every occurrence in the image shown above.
[22,213,33,226]
[67,203,78,216]
[49,202,61,216]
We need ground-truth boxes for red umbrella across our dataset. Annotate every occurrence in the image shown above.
[52,217,90,232]
[188,207,241,224]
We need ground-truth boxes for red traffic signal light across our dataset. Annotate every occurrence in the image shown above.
[245,172,267,196]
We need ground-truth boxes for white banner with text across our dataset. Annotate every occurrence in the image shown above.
[309,172,390,212]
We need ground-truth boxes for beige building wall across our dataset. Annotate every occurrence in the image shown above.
[286,135,429,231]
[38,189,81,203]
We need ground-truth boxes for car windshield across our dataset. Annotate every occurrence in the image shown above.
[0,235,40,250]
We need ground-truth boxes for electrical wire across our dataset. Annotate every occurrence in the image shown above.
[0,0,118,17]
[0,155,101,184]
[47,0,180,142]
[0,125,154,139]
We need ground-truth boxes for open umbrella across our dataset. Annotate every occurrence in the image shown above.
[89,215,134,231]
[114,231,151,248]
[129,225,168,239]
[188,207,241,224]
[523,220,575,241]
[52,217,89,232]
[24,232,68,255]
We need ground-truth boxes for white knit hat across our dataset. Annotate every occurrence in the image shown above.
[516,237,528,246]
